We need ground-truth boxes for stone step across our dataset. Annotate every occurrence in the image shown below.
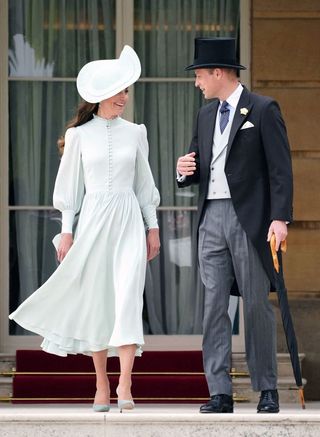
[1,352,303,376]
[232,377,306,403]
[231,352,305,377]
[231,353,306,404]
[0,377,13,398]
[0,404,319,437]
[0,352,306,404]
[0,354,15,400]
[0,353,15,372]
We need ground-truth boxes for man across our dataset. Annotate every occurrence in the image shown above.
[176,38,293,414]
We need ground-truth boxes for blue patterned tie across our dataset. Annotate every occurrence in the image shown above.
[219,101,230,133]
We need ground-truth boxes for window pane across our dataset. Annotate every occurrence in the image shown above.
[10,209,239,336]
[9,210,61,335]
[144,210,204,334]
[134,0,241,336]
[134,0,241,204]
[9,81,79,206]
[9,209,204,336]
[134,82,202,207]
[134,0,240,77]
[9,209,194,335]
[144,210,239,335]
[9,0,115,77]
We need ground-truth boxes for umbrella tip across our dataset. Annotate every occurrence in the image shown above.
[299,387,306,409]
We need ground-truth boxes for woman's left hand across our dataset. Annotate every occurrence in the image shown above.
[147,228,160,261]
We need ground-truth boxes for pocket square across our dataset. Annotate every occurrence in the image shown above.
[240,121,254,130]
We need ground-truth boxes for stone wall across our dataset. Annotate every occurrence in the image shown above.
[252,0,320,400]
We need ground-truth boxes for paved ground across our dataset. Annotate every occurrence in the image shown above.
[1,403,319,437]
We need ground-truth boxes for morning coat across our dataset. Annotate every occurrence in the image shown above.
[178,86,293,295]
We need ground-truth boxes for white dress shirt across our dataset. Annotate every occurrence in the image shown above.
[206,83,243,199]
[177,83,244,189]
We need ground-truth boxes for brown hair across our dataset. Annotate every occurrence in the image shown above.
[207,67,238,77]
[57,101,99,154]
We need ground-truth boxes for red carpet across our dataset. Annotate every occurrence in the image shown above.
[12,350,209,403]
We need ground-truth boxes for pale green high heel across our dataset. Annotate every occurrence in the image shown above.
[116,387,135,413]
[93,404,110,413]
[93,390,110,412]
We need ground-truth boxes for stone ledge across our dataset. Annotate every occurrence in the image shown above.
[0,404,319,437]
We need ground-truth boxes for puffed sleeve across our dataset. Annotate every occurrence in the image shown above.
[53,127,85,233]
[134,124,160,229]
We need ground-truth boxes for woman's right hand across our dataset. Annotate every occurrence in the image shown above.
[57,233,73,262]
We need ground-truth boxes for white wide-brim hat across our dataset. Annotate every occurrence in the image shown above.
[76,45,141,103]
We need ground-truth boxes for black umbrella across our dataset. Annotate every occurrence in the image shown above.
[270,235,305,409]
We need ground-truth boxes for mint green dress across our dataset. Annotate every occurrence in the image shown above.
[9,115,160,357]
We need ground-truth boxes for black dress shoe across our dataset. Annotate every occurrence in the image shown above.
[200,394,234,413]
[257,389,279,413]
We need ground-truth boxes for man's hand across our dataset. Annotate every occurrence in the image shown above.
[176,152,197,176]
[57,233,73,262]
[147,228,160,261]
[267,220,287,251]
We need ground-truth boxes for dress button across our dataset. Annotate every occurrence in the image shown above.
[211,179,215,182]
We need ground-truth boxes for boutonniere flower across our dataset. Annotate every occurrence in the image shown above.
[240,107,248,116]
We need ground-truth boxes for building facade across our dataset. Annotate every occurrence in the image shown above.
[0,0,319,400]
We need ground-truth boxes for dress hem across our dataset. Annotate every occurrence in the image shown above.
[9,316,144,358]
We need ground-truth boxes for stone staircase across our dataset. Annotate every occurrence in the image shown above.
[0,352,305,404]
[0,353,15,401]
[230,352,306,404]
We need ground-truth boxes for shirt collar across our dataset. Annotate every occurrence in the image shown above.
[221,83,243,110]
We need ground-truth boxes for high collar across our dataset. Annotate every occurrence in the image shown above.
[220,83,244,110]
[93,114,121,124]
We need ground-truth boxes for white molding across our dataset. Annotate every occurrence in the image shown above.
[115,0,134,55]
[8,77,76,82]
[116,0,134,122]
[9,77,195,82]
[232,0,252,351]
[240,0,251,89]
[8,206,56,210]
[0,0,9,352]
[1,331,245,354]
[8,206,197,211]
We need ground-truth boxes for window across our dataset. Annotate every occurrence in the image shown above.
[1,0,247,351]
[8,0,116,336]
[134,0,240,335]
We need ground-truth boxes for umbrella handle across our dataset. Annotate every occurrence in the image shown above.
[270,234,287,273]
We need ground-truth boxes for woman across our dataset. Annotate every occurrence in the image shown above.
[9,46,160,412]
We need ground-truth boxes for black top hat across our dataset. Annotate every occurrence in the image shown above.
[185,37,246,71]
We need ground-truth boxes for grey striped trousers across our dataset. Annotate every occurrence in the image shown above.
[198,199,277,395]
